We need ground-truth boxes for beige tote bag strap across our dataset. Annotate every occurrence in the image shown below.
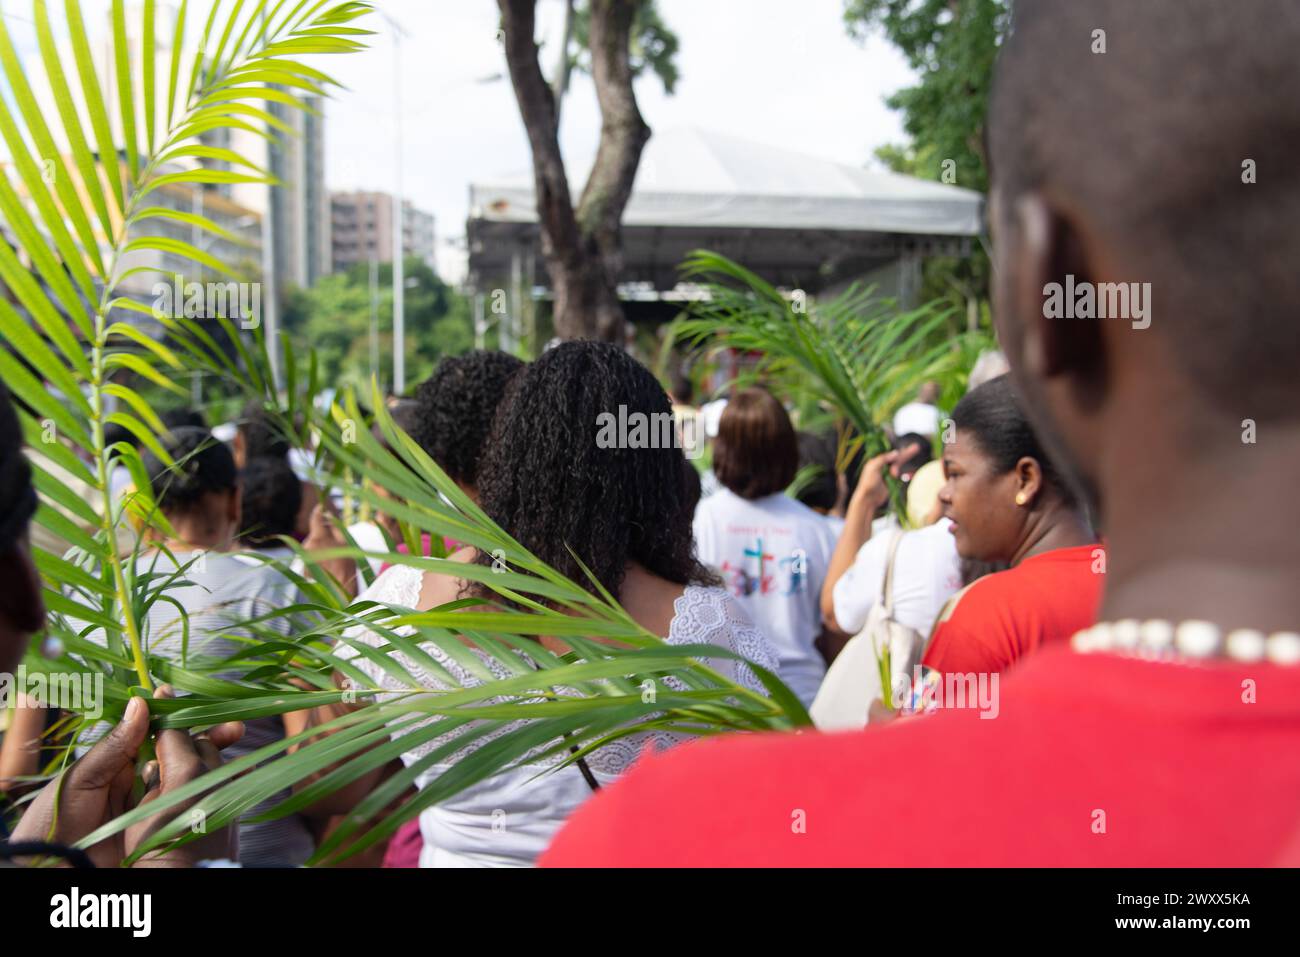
[881,530,905,618]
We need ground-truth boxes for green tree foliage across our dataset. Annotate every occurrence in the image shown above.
[568,0,680,95]
[280,258,474,396]
[846,0,1009,192]
[846,0,1009,316]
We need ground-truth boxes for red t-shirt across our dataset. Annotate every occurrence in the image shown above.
[541,645,1300,866]
[922,544,1105,676]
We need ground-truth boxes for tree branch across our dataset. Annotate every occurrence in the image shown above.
[498,0,581,267]
[576,0,651,254]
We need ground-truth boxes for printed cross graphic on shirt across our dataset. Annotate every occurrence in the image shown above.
[744,539,776,595]
[779,550,806,596]
[721,537,807,598]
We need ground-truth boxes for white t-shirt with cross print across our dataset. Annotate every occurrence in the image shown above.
[692,488,838,706]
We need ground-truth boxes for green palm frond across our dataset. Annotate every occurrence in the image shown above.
[675,249,994,520]
[2,3,806,865]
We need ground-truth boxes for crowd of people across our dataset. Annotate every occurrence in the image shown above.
[2,0,1298,869]
[0,324,1107,868]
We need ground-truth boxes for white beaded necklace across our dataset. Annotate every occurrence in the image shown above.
[1071,619,1300,666]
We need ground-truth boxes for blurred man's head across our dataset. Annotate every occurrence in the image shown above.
[987,0,1300,521]
[239,456,302,549]
[233,401,291,469]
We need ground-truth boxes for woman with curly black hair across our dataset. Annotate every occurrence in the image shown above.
[325,341,779,867]
[410,349,525,497]
[347,352,525,573]
[467,341,713,599]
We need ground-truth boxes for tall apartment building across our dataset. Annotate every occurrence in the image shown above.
[331,191,436,274]
[215,99,331,291]
[101,2,330,295]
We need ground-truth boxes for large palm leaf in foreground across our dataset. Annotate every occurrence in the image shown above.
[1,2,806,865]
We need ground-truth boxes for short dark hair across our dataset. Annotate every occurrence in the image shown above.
[988,0,1300,415]
[951,375,1076,508]
[794,431,838,511]
[668,362,694,405]
[160,408,208,432]
[411,350,525,487]
[372,398,421,453]
[239,457,302,547]
[142,426,237,515]
[713,388,798,499]
[680,458,703,518]
[238,401,290,460]
[894,432,933,477]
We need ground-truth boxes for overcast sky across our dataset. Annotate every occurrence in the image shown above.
[323,0,916,247]
[2,1,918,264]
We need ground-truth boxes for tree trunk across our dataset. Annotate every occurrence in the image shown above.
[498,0,649,342]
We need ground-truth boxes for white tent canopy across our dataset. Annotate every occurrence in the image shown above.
[467,127,983,318]
[470,126,983,236]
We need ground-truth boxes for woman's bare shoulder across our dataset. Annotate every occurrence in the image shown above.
[416,546,481,610]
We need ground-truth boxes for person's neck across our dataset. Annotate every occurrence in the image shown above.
[1095,423,1300,634]
[1008,501,1094,566]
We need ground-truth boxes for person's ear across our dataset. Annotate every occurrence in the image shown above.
[1014,456,1044,508]
[227,487,241,530]
[232,431,246,469]
[0,535,47,635]
[1011,193,1106,384]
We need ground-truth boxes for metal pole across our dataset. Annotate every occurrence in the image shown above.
[192,188,203,404]
[369,255,379,386]
[260,9,281,391]
[390,22,406,394]
[262,163,280,389]
[474,290,485,349]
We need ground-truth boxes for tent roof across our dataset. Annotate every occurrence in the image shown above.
[469,127,983,237]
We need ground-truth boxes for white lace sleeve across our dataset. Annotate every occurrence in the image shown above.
[334,573,782,776]
[579,585,781,776]
[666,585,780,693]
[334,564,427,693]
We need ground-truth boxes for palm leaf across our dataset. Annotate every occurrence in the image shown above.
[675,249,994,522]
[3,2,811,867]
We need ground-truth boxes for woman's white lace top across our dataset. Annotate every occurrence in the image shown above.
[335,564,779,866]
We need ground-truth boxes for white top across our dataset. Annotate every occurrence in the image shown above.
[892,401,943,438]
[692,489,838,706]
[82,552,315,867]
[337,564,778,867]
[345,521,390,593]
[700,398,729,438]
[831,518,964,638]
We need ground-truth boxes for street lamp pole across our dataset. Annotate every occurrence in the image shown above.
[369,254,379,387]
[378,10,409,395]
[257,6,281,391]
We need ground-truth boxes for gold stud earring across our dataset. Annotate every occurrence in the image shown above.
[1015,492,1028,506]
